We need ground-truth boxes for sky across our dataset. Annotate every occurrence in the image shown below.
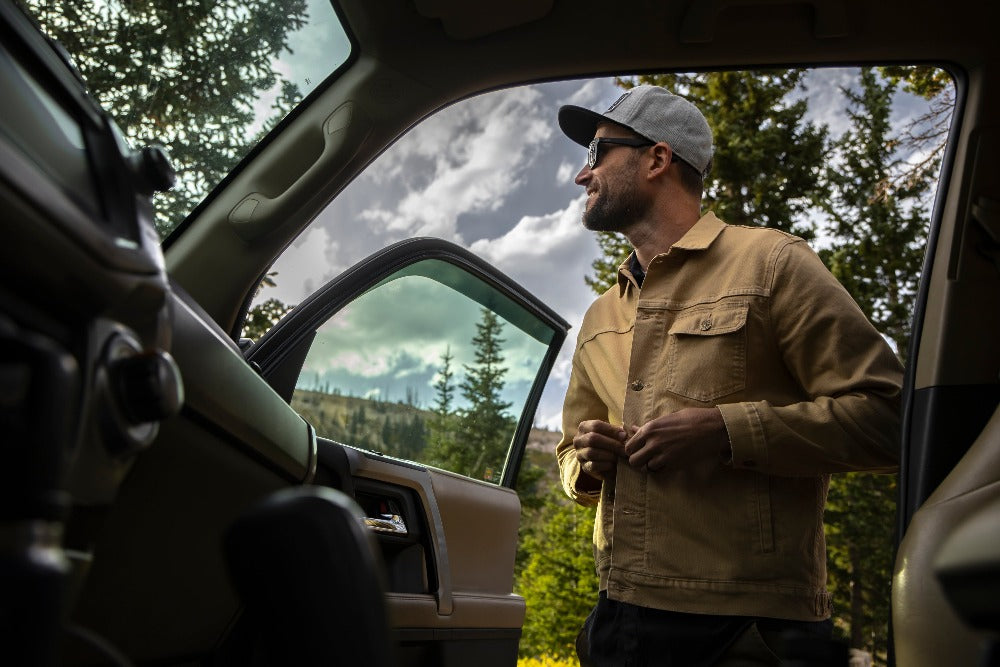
[264,70,947,432]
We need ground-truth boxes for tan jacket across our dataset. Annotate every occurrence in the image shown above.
[557,212,902,621]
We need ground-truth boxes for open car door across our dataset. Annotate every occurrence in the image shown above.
[246,237,568,665]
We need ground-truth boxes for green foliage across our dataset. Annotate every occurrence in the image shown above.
[292,389,430,458]
[878,66,952,100]
[586,71,829,293]
[815,72,936,664]
[242,297,294,341]
[426,310,514,482]
[825,473,897,660]
[428,346,458,455]
[818,68,936,359]
[877,67,955,205]
[517,483,597,660]
[241,271,294,340]
[517,657,580,667]
[458,309,515,481]
[584,231,633,296]
[19,0,307,237]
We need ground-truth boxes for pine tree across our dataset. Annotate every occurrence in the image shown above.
[426,346,459,467]
[818,67,936,359]
[587,70,829,293]
[18,0,308,236]
[818,68,939,665]
[457,309,514,482]
[878,66,954,193]
[825,472,897,661]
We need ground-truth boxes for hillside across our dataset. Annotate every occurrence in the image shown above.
[292,388,562,476]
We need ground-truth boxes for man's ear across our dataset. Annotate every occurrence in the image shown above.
[646,143,673,180]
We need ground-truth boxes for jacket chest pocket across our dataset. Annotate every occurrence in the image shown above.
[662,303,749,402]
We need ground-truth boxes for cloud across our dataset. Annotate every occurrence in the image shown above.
[297,269,556,420]
[801,67,858,138]
[557,160,577,184]
[470,194,597,323]
[470,195,604,431]
[561,78,617,108]
[355,87,554,241]
[265,224,342,304]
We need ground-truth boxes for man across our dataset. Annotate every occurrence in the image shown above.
[555,85,903,666]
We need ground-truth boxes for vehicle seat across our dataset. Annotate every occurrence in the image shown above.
[893,403,1000,665]
[220,486,393,666]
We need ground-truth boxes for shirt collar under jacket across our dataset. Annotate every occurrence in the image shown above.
[616,211,727,296]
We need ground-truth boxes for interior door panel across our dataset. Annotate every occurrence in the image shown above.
[63,290,317,664]
[338,446,525,664]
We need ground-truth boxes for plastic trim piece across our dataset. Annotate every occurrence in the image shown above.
[170,294,311,483]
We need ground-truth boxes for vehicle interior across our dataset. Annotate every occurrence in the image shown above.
[1,0,998,665]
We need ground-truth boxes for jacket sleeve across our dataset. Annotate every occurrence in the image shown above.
[555,341,608,507]
[717,239,904,476]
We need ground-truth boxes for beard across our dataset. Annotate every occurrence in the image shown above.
[582,160,650,233]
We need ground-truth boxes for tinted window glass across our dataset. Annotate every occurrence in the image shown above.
[291,259,555,484]
[19,0,353,237]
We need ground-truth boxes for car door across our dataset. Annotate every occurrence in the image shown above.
[246,237,568,665]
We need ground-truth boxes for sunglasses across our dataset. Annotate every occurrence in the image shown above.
[587,137,654,169]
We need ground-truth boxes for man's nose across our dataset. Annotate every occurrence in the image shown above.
[575,164,591,186]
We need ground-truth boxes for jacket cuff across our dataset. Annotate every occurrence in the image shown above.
[717,401,767,470]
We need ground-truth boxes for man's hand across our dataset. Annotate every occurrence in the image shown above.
[624,408,730,472]
[573,420,627,482]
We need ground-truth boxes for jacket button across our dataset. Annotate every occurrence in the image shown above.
[630,380,644,391]
[700,318,713,331]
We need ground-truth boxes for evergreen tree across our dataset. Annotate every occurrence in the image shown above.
[398,414,427,460]
[426,346,459,466]
[347,405,370,448]
[19,0,308,236]
[818,67,936,358]
[878,66,953,193]
[825,472,896,661]
[457,309,514,482]
[817,69,937,664]
[381,416,395,451]
[425,315,514,481]
[587,70,828,293]
[241,272,294,340]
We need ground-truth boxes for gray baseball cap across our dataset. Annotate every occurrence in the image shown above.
[559,85,714,176]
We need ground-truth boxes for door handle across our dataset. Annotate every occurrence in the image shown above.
[363,513,408,536]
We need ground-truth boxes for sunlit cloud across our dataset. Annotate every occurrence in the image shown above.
[557,160,577,184]
[561,78,617,108]
[356,87,554,241]
[470,195,603,431]
[267,225,342,303]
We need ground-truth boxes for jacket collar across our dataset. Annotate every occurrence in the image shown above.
[616,211,726,295]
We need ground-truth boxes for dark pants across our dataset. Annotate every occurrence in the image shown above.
[576,592,833,667]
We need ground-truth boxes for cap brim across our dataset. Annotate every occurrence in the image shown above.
[558,105,608,147]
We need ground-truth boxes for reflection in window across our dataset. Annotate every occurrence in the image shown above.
[292,260,554,484]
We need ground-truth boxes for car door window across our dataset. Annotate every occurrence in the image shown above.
[290,257,556,484]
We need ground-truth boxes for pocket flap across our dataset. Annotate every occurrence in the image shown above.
[668,303,748,336]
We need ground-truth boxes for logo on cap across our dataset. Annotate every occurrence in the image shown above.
[606,91,631,113]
